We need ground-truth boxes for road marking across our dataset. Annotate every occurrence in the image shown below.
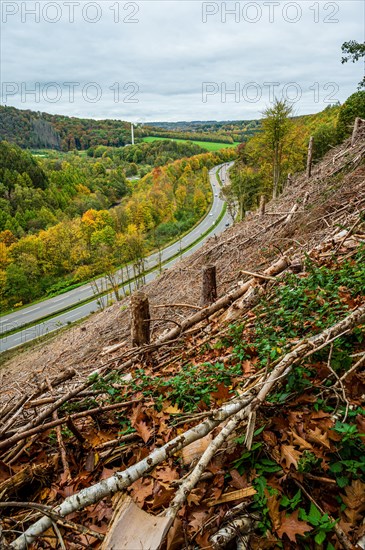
[21,307,40,315]
[66,312,87,320]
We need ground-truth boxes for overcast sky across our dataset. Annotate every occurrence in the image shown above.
[0,0,364,121]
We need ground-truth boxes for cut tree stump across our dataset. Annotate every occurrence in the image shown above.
[101,496,172,550]
[201,264,217,306]
[131,291,150,346]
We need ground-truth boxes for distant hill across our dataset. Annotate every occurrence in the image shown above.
[0,106,131,151]
[143,119,261,144]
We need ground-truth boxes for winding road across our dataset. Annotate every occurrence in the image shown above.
[0,163,232,354]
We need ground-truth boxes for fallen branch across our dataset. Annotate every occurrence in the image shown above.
[0,399,141,451]
[0,502,104,542]
[0,458,57,501]
[165,405,252,521]
[9,396,254,549]
[210,517,258,549]
[152,303,202,310]
[239,270,276,281]
[11,304,365,549]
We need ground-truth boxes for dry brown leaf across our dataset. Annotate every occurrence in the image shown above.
[266,491,281,531]
[306,427,331,449]
[229,468,247,489]
[152,465,179,484]
[129,477,154,507]
[263,430,278,447]
[163,404,182,414]
[188,508,211,533]
[135,420,154,443]
[195,530,214,550]
[276,510,312,542]
[289,430,313,451]
[341,479,365,523]
[187,488,205,507]
[210,382,234,403]
[356,414,365,445]
[280,445,302,469]
[151,481,174,509]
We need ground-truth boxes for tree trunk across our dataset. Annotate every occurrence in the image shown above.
[351,117,361,146]
[273,145,280,198]
[131,291,150,346]
[306,136,314,178]
[259,195,266,216]
[201,264,217,306]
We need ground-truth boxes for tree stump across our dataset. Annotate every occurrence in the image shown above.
[201,265,217,306]
[306,136,314,178]
[131,291,150,346]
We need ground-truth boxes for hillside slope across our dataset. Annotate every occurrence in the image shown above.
[1,129,365,549]
[0,106,131,150]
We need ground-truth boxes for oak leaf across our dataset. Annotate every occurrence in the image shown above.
[129,477,154,507]
[163,404,182,414]
[341,479,365,523]
[306,427,331,449]
[188,508,211,533]
[210,383,234,403]
[289,430,313,451]
[152,465,179,484]
[135,420,153,443]
[280,445,301,469]
[276,510,312,541]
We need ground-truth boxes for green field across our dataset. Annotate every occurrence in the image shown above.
[142,136,240,151]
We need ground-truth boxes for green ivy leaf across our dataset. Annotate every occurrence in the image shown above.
[315,530,327,545]
[307,503,322,526]
[336,476,349,488]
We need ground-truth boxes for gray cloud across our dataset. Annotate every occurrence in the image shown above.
[1,0,363,121]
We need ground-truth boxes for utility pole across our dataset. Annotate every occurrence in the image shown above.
[131,123,134,146]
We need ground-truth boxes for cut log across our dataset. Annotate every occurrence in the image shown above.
[101,496,171,550]
[131,291,150,346]
[223,256,289,322]
[201,264,217,306]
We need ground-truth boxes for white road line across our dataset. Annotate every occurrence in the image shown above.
[21,307,40,315]
[52,297,67,303]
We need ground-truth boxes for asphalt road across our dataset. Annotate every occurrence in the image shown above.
[0,163,232,354]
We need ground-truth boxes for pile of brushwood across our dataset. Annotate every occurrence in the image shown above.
[1,216,365,548]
